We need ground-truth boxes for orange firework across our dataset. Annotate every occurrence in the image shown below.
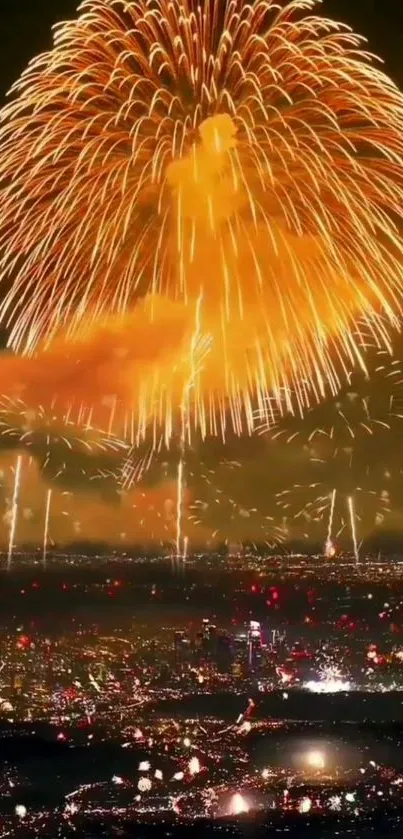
[1,0,403,428]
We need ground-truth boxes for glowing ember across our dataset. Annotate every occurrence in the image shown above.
[228,793,250,816]
[305,750,325,770]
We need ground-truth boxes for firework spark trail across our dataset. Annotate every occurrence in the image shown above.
[175,294,204,560]
[0,397,128,458]
[276,476,392,552]
[121,444,154,491]
[190,454,287,548]
[7,455,22,570]
[1,1,403,435]
[43,488,52,568]
[347,496,360,564]
[107,397,118,438]
[325,489,337,558]
[175,454,185,559]
[268,341,401,548]
[175,432,188,560]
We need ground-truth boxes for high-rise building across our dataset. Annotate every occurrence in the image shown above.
[216,632,233,672]
[173,631,191,665]
[247,620,262,669]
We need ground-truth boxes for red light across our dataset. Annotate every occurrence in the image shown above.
[337,614,350,628]
[291,649,311,660]
[17,634,30,649]
[64,687,77,701]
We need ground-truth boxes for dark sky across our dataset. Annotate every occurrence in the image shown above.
[0,0,402,102]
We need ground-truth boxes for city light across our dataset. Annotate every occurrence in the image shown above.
[304,679,352,694]
[299,797,312,814]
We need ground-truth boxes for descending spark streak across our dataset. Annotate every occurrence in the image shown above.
[7,455,22,570]
[176,294,204,560]
[325,489,336,558]
[43,488,52,568]
[175,453,185,559]
[121,444,154,491]
[107,397,117,438]
[348,496,359,564]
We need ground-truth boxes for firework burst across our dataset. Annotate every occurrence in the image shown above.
[1,1,403,427]
[268,345,403,548]
[190,455,286,548]
[262,343,403,470]
[277,481,392,553]
[0,398,128,486]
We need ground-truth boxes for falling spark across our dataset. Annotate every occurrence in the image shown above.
[107,396,117,438]
[43,488,52,568]
[7,455,22,570]
[175,294,204,560]
[121,444,154,491]
[0,397,128,459]
[348,495,360,563]
[175,453,185,559]
[324,489,337,558]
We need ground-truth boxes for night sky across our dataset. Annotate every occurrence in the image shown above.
[0,0,402,550]
[0,1,402,103]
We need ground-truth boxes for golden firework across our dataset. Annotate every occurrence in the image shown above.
[1,0,403,430]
